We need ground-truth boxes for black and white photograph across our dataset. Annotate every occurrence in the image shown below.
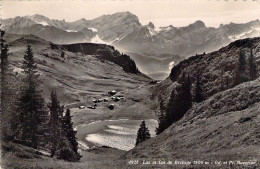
[0,0,259,168]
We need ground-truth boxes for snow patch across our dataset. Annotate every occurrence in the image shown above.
[88,27,98,33]
[255,27,260,31]
[91,34,106,44]
[148,27,157,36]
[66,29,78,32]
[35,21,48,26]
[154,26,161,32]
[228,28,256,41]
[160,26,173,32]
[111,36,126,44]
[168,61,175,70]
[38,150,51,156]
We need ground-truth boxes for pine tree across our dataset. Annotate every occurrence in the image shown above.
[165,89,178,125]
[163,72,193,130]
[156,100,167,135]
[62,109,81,161]
[184,74,192,109]
[16,45,46,148]
[177,73,192,115]
[220,68,224,91]
[234,49,247,85]
[1,30,22,142]
[61,51,65,58]
[136,120,151,146]
[248,48,257,80]
[1,30,11,140]
[48,90,64,157]
[195,69,203,102]
[48,91,80,161]
[226,76,229,89]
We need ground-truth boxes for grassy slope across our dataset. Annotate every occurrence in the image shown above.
[6,33,151,104]
[122,77,260,169]
[1,141,126,169]
[1,34,158,169]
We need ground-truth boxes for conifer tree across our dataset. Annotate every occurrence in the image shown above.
[136,120,151,146]
[16,45,46,148]
[226,76,229,89]
[156,100,167,135]
[1,30,11,140]
[163,72,193,131]
[176,73,192,115]
[195,69,203,102]
[62,109,81,161]
[234,49,247,85]
[48,90,64,157]
[61,51,65,58]
[48,91,80,161]
[165,89,178,125]
[248,48,257,80]
[184,74,192,109]
[220,68,224,91]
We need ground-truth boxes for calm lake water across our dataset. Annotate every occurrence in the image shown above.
[77,119,158,151]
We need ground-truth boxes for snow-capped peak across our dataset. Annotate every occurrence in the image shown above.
[146,22,160,36]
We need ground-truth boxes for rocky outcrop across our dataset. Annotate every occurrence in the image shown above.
[62,43,140,74]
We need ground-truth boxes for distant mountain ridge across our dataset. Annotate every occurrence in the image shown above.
[2,12,260,79]
[2,12,260,56]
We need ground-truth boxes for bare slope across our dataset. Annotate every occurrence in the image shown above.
[6,33,149,105]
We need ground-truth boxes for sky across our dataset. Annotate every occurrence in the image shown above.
[1,0,260,28]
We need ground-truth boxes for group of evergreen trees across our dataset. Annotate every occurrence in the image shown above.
[48,92,81,161]
[156,48,258,135]
[1,31,81,162]
[156,73,193,135]
[1,30,13,141]
[234,49,257,85]
[14,45,47,148]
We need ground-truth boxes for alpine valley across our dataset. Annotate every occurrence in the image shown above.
[1,11,260,169]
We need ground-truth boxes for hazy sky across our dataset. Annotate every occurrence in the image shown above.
[1,0,260,28]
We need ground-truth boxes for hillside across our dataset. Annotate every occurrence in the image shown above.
[5,33,147,105]
[122,77,260,168]
[154,37,260,103]
[118,37,260,168]
[1,33,160,169]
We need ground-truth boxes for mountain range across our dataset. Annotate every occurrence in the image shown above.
[3,32,260,169]
[1,12,260,79]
